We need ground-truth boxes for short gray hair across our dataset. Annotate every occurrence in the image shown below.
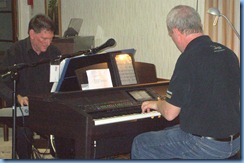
[166,5,203,35]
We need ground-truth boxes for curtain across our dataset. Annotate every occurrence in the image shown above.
[204,0,240,61]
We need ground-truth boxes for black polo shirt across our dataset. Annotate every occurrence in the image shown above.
[1,37,61,102]
[166,35,240,138]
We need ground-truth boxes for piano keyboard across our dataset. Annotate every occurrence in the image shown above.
[0,106,29,117]
[93,111,161,126]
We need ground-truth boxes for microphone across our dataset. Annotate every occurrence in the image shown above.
[0,63,28,75]
[56,38,116,60]
[0,63,29,78]
[90,38,116,54]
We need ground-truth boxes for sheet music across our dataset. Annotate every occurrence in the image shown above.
[86,69,113,90]
[115,54,137,85]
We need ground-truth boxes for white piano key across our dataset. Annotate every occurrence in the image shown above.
[94,111,161,126]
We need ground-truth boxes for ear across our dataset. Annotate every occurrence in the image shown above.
[29,29,35,39]
[172,28,181,35]
[172,28,185,41]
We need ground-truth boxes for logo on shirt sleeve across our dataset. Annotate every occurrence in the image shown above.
[210,45,225,53]
[166,90,172,99]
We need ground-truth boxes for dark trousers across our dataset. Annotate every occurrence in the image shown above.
[16,127,33,159]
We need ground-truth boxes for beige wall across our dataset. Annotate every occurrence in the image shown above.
[18,0,205,79]
[17,0,45,39]
[60,0,205,79]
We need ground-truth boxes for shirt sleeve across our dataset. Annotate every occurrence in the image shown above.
[165,55,192,108]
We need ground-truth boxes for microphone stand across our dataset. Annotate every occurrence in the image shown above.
[11,70,18,159]
[1,64,27,159]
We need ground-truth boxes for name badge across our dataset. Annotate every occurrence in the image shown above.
[50,64,60,82]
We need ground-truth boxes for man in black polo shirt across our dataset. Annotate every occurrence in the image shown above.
[131,5,240,159]
[0,14,74,159]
